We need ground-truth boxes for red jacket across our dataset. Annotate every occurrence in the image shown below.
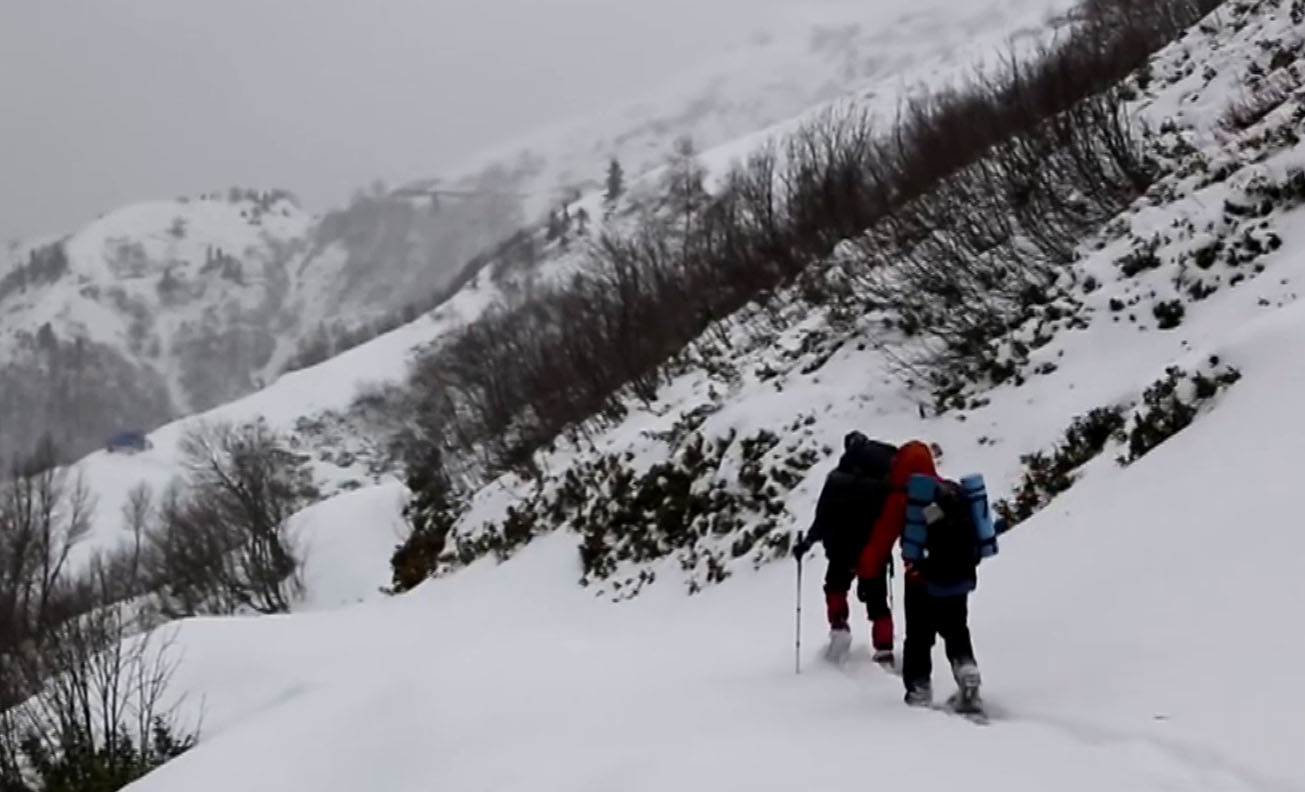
[856,440,939,579]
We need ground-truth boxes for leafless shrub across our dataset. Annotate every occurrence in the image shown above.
[398,0,1227,556]
[856,84,1153,388]
[1220,79,1297,131]
[782,106,887,254]
[0,571,195,791]
[0,438,196,791]
[147,420,314,617]
[0,438,93,655]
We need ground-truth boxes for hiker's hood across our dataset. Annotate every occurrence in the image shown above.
[889,440,937,487]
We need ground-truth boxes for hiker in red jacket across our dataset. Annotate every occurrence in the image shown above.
[857,440,981,708]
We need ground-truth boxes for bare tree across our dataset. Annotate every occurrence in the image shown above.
[0,566,195,791]
[148,420,313,617]
[118,485,151,599]
[0,437,196,791]
[0,437,93,654]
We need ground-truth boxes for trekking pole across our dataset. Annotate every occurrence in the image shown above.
[794,554,803,675]
[887,554,895,612]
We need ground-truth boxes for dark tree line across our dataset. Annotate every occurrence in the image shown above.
[0,243,70,304]
[395,0,1226,582]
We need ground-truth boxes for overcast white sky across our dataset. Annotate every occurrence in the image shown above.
[0,0,778,245]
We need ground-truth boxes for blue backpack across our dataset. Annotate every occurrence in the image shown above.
[901,473,998,595]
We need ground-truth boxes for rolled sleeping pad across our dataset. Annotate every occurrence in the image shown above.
[961,473,998,559]
[902,473,936,562]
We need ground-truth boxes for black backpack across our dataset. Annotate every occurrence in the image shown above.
[918,479,981,585]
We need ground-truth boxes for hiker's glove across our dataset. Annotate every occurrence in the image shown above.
[793,536,812,560]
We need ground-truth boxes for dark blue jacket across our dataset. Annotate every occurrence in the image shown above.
[804,440,896,561]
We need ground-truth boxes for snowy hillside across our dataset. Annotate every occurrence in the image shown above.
[0,0,1076,467]
[13,0,1305,789]
[120,335,1305,790]
[57,0,1110,564]
[430,0,1081,215]
[109,187,1305,788]
[0,180,532,465]
[0,191,309,461]
[59,271,503,572]
[62,0,1304,605]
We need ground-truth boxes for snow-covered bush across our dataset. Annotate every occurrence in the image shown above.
[996,406,1127,526]
[0,603,196,792]
[1152,299,1186,328]
[995,358,1242,527]
[397,427,819,598]
[1118,240,1164,277]
[390,446,460,594]
[1120,361,1242,463]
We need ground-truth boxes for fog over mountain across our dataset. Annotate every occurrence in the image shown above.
[0,0,804,243]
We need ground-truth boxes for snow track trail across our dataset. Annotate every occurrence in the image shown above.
[824,645,1293,792]
[1000,710,1305,792]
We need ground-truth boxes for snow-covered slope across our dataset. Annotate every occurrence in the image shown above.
[0,182,524,464]
[62,268,503,569]
[123,289,1305,789]
[0,192,309,461]
[34,1,1305,789]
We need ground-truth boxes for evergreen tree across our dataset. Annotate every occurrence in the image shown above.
[604,158,625,211]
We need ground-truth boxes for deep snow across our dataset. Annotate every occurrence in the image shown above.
[122,298,1305,789]
[41,1,1305,789]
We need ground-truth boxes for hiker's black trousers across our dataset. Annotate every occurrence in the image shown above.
[902,582,975,689]
[822,544,890,621]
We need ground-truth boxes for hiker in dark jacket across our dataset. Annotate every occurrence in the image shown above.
[793,431,897,664]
